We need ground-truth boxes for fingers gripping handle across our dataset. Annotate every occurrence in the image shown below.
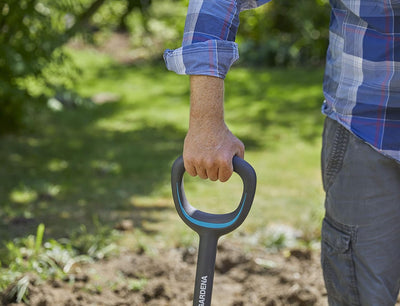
[171,155,257,236]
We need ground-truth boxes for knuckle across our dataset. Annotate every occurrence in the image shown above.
[209,175,218,182]
[218,158,232,170]
[204,158,216,169]
[208,169,219,181]
[219,167,233,182]
[198,173,208,180]
[219,173,231,182]
[187,170,197,177]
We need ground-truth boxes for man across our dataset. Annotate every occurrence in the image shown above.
[164,0,400,305]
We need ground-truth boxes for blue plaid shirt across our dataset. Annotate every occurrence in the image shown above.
[164,0,400,162]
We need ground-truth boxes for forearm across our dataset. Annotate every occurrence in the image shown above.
[189,75,225,130]
[184,75,244,182]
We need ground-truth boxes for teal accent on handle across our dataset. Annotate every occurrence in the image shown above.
[176,183,247,229]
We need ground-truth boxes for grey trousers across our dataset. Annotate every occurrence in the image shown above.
[321,117,400,306]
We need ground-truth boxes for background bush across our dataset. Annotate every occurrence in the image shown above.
[238,0,330,67]
[0,0,96,133]
[0,0,330,134]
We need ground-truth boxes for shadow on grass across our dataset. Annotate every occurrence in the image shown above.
[225,67,325,145]
[0,62,326,246]
[0,101,185,242]
[90,63,325,148]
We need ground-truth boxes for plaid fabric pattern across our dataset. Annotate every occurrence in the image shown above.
[164,0,270,78]
[323,0,400,161]
[164,0,400,162]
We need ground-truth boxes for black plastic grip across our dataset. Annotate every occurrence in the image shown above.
[171,155,256,306]
[171,155,257,237]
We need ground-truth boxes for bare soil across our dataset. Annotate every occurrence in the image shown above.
[2,240,328,306]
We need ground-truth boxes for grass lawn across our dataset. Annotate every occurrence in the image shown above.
[0,48,326,252]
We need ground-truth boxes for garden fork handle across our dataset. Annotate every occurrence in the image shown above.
[171,155,256,306]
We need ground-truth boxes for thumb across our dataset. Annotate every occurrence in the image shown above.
[235,140,245,159]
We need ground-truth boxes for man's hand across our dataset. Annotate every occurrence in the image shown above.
[183,75,245,182]
[184,122,244,182]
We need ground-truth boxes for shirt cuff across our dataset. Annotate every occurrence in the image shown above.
[163,40,239,79]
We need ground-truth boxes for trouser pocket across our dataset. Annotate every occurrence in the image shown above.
[321,117,350,192]
[321,217,360,305]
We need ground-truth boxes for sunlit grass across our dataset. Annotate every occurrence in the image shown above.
[0,48,325,253]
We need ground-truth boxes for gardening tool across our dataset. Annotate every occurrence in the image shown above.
[171,155,256,306]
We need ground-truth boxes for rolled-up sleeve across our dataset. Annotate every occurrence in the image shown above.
[163,0,271,79]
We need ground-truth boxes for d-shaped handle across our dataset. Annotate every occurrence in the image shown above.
[171,155,257,237]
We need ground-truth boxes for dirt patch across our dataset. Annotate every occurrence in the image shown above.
[2,240,329,305]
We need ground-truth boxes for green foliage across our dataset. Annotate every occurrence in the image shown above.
[238,0,331,66]
[0,223,78,299]
[90,0,152,32]
[0,221,118,303]
[127,277,148,292]
[108,271,148,293]
[69,216,119,260]
[0,1,86,133]
[5,275,30,304]
[119,0,187,55]
[0,0,185,134]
